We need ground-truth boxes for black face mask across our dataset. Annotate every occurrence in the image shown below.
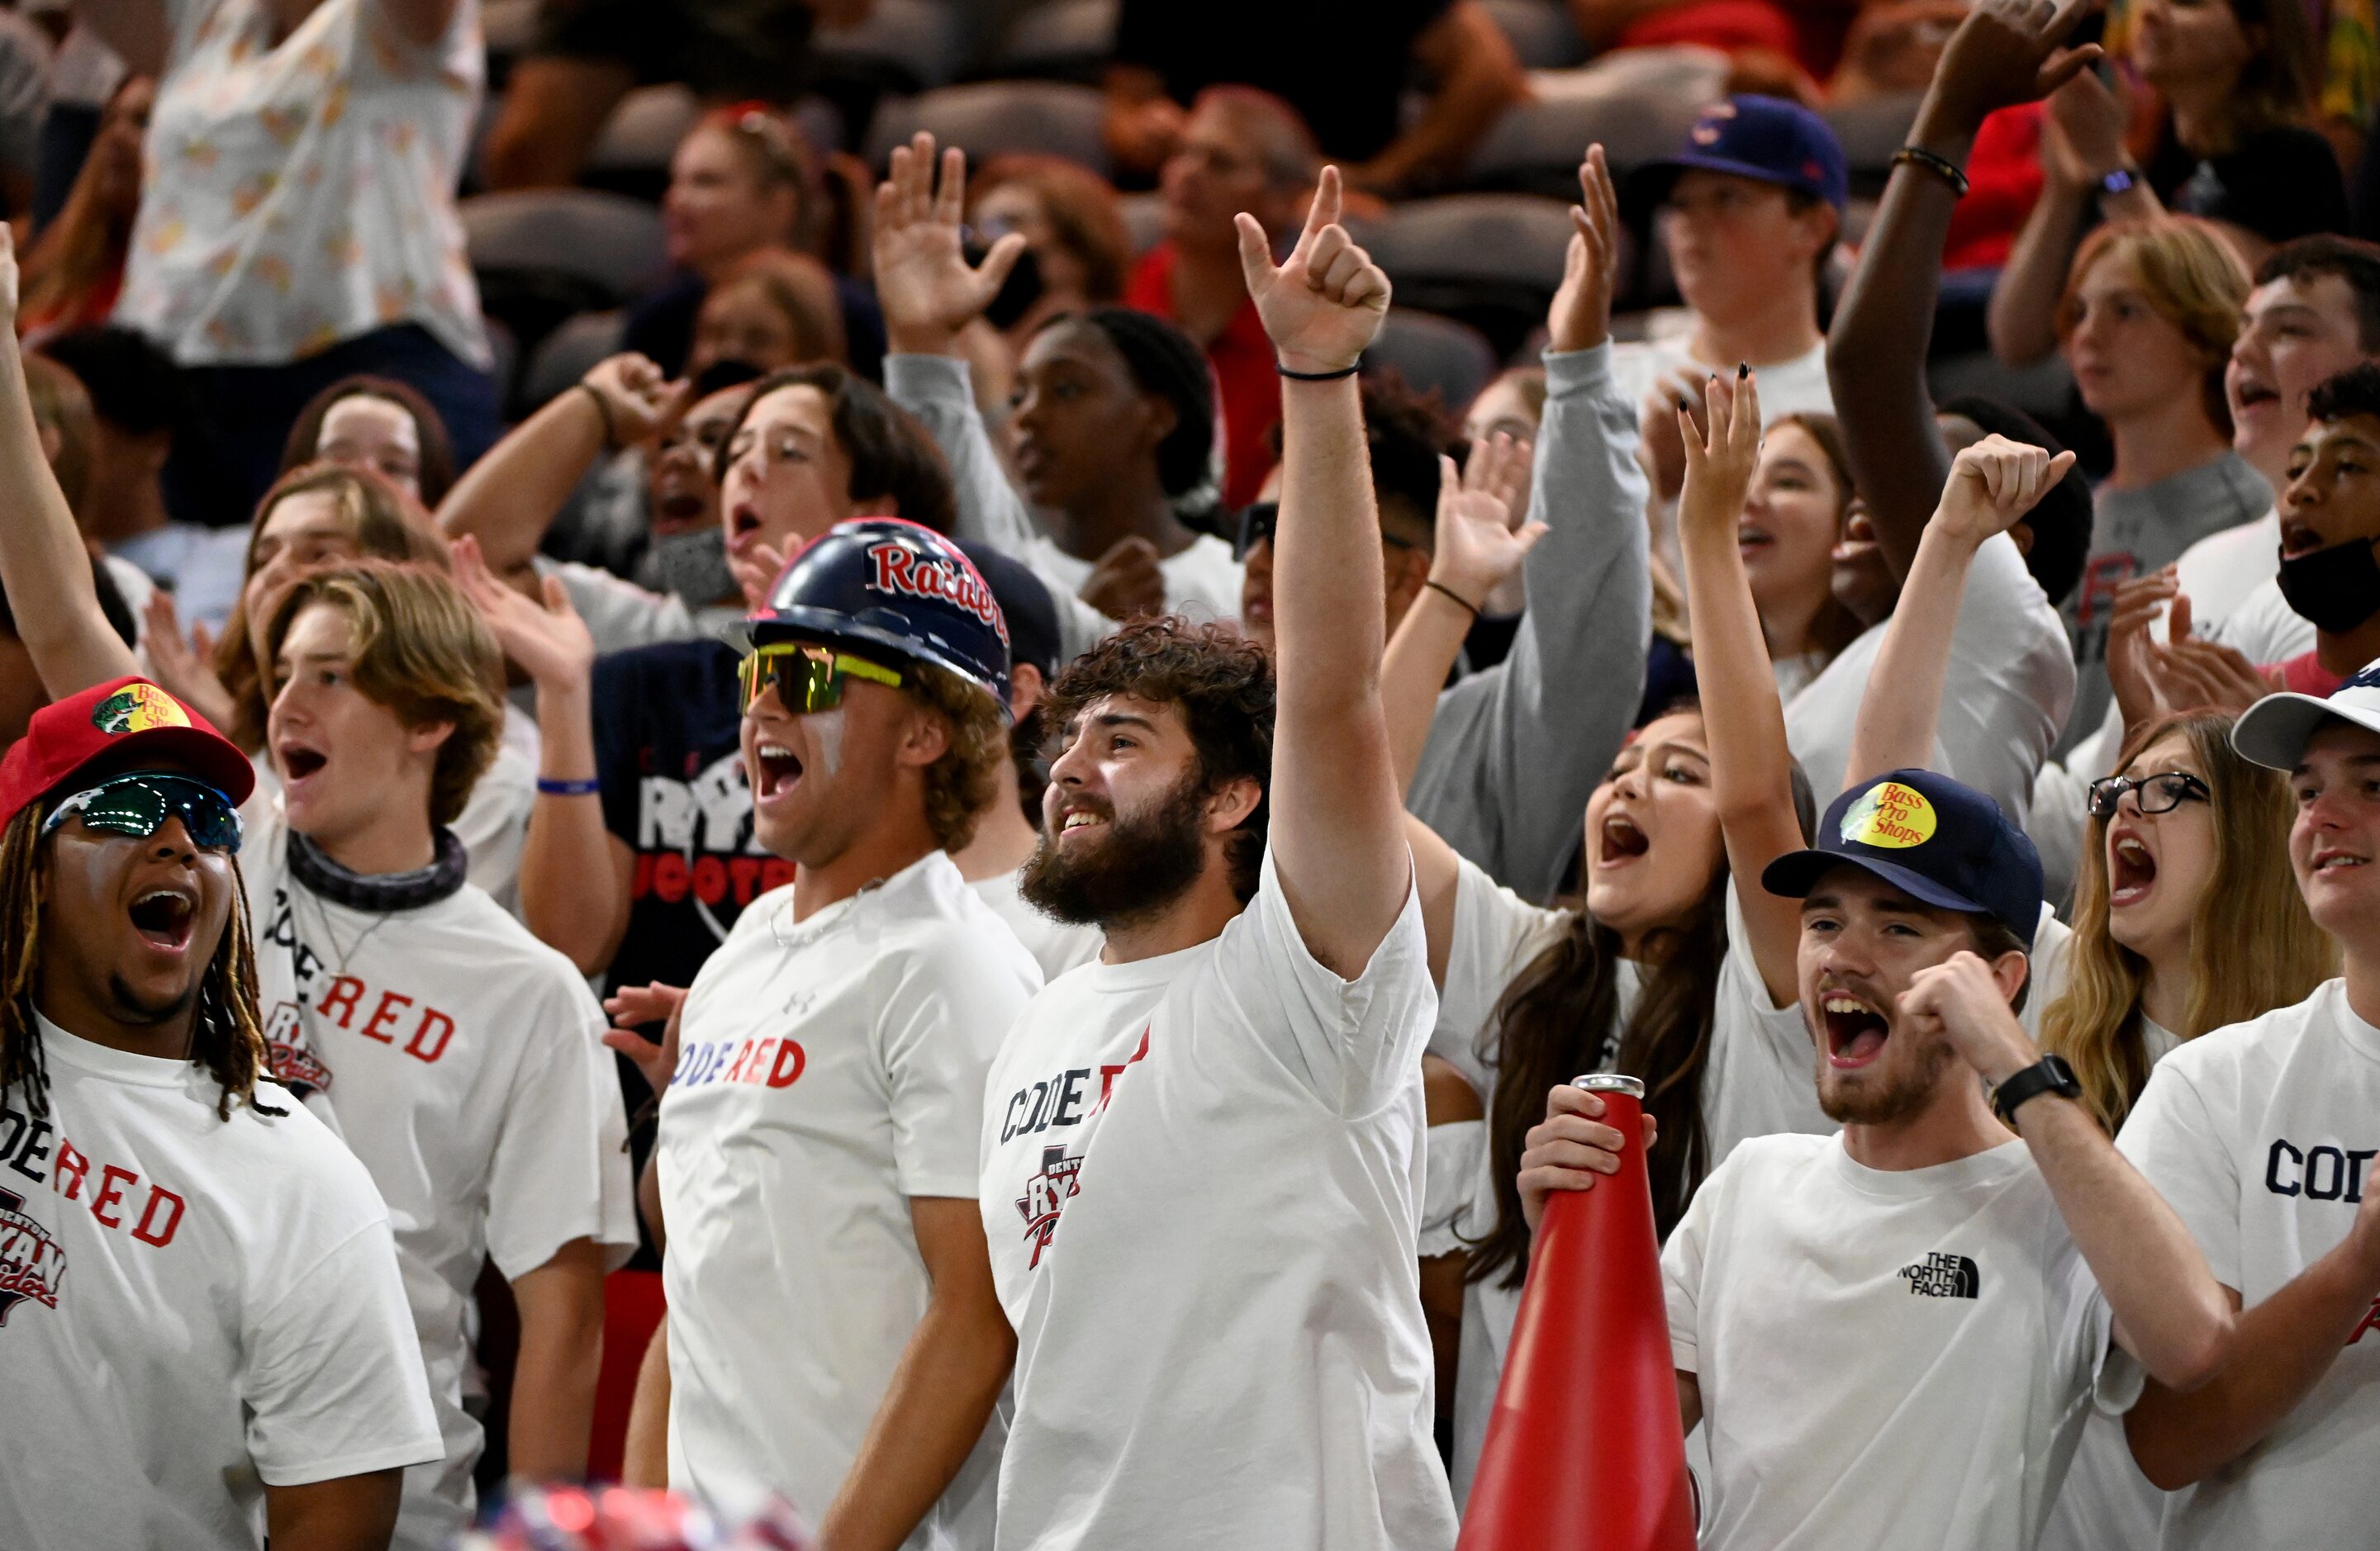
[2278,534,2380,634]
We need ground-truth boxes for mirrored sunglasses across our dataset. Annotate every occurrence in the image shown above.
[41,773,244,854]
[739,641,906,714]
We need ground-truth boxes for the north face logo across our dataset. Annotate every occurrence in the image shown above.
[1899,1251,1979,1298]
[0,1186,64,1324]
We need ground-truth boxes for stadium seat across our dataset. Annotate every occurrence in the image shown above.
[1467,52,1726,198]
[1361,194,1575,358]
[587,86,701,188]
[463,190,664,372]
[521,311,629,415]
[980,0,1119,82]
[1367,309,1501,410]
[1823,91,1926,190]
[865,82,1111,175]
[810,0,976,95]
[1480,0,1589,70]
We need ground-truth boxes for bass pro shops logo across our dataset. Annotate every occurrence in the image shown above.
[0,1185,64,1324]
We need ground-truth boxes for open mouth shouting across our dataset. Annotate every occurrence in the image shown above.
[725,500,766,557]
[276,735,330,794]
[1055,799,1110,843]
[752,739,805,806]
[1596,812,1650,868]
[2108,826,2158,908]
[2233,369,2281,419]
[1736,521,1773,562]
[1820,988,1890,1069]
[127,882,198,955]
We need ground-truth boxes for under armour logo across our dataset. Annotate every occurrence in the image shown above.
[1898,1251,1979,1299]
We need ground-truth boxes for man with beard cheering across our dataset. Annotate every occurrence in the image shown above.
[979,167,1456,1549]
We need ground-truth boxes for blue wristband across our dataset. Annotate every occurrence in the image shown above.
[538,777,601,796]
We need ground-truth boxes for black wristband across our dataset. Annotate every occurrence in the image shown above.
[1891,145,1971,199]
[1277,359,1362,382]
[1991,1055,2082,1125]
[574,380,620,450]
[1425,578,1482,618]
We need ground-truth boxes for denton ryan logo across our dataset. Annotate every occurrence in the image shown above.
[1899,1251,1979,1299]
[0,1185,64,1323]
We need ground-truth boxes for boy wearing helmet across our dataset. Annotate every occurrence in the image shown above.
[655,519,1042,1547]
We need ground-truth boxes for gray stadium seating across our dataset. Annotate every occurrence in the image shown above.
[1367,309,1501,410]
[864,82,1111,175]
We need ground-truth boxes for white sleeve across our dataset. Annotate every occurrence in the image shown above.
[1700,885,1830,1169]
[2043,1215,2146,1416]
[878,935,1038,1198]
[2114,1062,2243,1292]
[243,1219,443,1485]
[1428,856,1567,1098]
[542,558,696,656]
[1660,1170,1718,1377]
[1206,846,1437,1118]
[1420,1118,1486,1258]
[1935,534,2078,823]
[484,986,637,1279]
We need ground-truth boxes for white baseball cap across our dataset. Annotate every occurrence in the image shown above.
[2232,659,2380,771]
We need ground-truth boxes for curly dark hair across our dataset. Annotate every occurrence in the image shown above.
[1043,617,1276,902]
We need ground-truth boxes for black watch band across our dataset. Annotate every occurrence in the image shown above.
[1992,1055,2082,1125]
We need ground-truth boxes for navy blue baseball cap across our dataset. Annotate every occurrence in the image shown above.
[1630,95,1849,213]
[750,517,1012,712]
[1760,769,2044,948]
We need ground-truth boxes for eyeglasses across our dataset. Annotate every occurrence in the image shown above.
[41,773,244,854]
[739,641,906,714]
[2086,771,2212,819]
[1234,500,1418,561]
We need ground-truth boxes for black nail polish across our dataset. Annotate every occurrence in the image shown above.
[1737,362,1749,378]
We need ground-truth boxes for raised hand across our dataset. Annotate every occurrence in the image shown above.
[2042,69,2131,189]
[580,353,687,450]
[1518,1082,1660,1232]
[2107,567,2182,734]
[1638,363,1709,503]
[874,131,1028,356]
[1934,434,2078,544]
[732,538,786,612]
[1898,950,2036,1087]
[2150,635,2277,719]
[1675,369,1762,543]
[451,534,595,690]
[1917,0,2107,144]
[1548,145,1619,354]
[602,981,686,1095]
[1078,534,1168,620]
[139,588,238,732]
[1428,434,1544,609]
[1234,165,1390,375]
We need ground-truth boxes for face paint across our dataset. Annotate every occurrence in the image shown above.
[805,707,846,785]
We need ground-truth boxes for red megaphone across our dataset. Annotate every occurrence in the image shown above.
[1456,1074,1695,1551]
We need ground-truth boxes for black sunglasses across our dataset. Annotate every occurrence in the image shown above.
[2087,771,2211,819]
[42,773,244,854]
[1234,500,1418,561]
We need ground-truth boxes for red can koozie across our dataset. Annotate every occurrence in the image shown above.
[1457,1074,1695,1551]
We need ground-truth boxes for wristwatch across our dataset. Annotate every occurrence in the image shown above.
[1992,1055,2082,1125]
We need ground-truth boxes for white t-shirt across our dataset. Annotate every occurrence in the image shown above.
[539,557,752,657]
[240,797,636,1551]
[2115,979,2380,1550]
[120,0,489,368]
[2202,575,2318,669]
[0,1017,440,1551]
[1423,856,1831,1503]
[968,866,1103,984]
[1667,1132,2141,1551]
[1609,330,1835,424]
[1786,533,2077,828]
[979,848,1455,1551]
[2172,507,2283,630]
[1024,532,1244,628]
[662,853,1041,1546]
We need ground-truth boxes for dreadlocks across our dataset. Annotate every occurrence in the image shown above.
[0,805,281,1122]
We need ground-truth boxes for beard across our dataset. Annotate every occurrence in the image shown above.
[1816,1030,1958,1126]
[1020,770,1211,930]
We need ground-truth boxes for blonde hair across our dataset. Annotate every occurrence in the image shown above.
[907,662,1008,854]
[2058,217,2251,437]
[263,561,506,828]
[21,353,97,516]
[214,464,449,752]
[2039,711,2335,1130]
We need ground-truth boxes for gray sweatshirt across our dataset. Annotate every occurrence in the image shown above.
[883,353,1119,664]
[1408,343,1650,903]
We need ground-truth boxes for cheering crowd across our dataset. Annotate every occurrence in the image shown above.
[2,0,2378,1546]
